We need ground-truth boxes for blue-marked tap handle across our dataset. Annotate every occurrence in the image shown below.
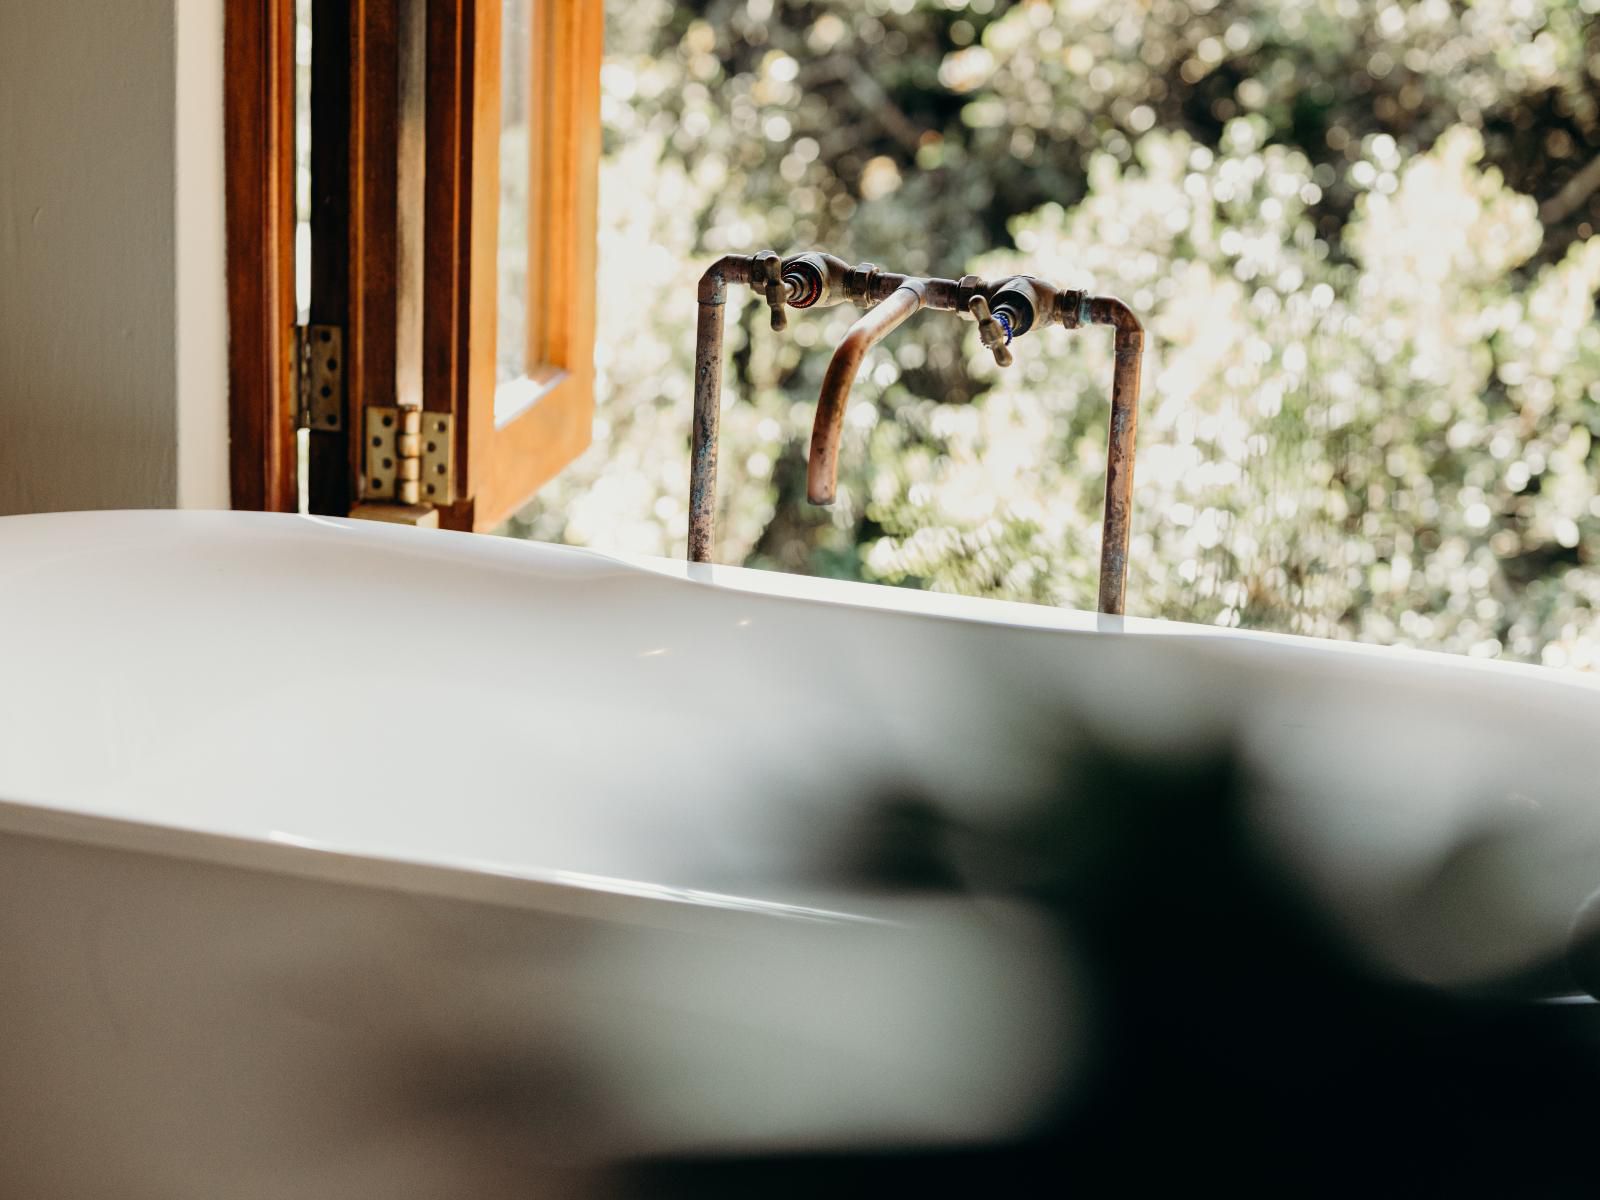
[968,294,1014,368]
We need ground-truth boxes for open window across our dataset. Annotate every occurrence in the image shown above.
[225,0,602,529]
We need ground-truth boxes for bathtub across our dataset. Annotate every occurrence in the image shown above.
[2,509,1598,1196]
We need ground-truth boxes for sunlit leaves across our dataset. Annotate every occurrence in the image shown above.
[511,0,1600,668]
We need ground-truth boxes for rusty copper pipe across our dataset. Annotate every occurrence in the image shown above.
[1083,295,1145,617]
[807,281,928,505]
[685,251,1146,617]
[688,255,756,563]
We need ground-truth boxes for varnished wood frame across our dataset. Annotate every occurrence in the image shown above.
[228,0,599,524]
[426,0,601,531]
[306,0,413,516]
[224,0,298,512]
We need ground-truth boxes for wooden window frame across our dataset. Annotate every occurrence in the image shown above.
[224,0,601,529]
[426,0,602,531]
[224,0,298,513]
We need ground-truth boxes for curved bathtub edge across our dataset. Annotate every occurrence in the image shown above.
[0,795,883,934]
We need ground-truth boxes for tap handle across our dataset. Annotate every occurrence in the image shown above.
[968,295,1013,367]
[756,252,788,332]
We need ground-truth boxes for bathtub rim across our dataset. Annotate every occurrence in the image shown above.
[0,794,887,933]
[2,508,1598,921]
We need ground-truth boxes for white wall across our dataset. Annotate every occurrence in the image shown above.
[0,0,230,516]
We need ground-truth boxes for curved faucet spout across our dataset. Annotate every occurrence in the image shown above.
[807,281,928,505]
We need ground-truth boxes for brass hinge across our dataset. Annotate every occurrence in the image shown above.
[365,406,454,507]
[294,324,344,431]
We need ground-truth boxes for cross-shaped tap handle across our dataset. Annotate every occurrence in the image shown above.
[968,294,1014,367]
[756,252,788,332]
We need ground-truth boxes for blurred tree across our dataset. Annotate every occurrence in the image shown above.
[509,0,1600,667]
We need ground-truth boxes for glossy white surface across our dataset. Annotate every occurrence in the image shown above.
[1,510,1598,1196]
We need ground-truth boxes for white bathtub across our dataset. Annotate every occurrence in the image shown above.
[1,510,1597,1196]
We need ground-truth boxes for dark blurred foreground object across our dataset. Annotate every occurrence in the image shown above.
[620,740,1600,1197]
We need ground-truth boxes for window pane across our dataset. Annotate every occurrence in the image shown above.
[497,0,530,385]
[496,0,535,421]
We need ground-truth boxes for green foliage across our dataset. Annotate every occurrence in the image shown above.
[510,0,1600,667]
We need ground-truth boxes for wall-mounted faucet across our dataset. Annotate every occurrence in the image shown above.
[688,251,1145,616]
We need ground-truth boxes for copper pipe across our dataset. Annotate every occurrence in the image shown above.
[684,251,1146,617]
[807,281,928,505]
[688,255,755,563]
[1083,296,1145,617]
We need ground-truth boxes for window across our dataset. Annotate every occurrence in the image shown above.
[225,0,602,530]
